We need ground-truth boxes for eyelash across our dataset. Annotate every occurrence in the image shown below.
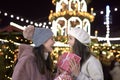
[69,37,72,40]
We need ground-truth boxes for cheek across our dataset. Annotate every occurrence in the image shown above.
[46,43,54,52]
[45,44,51,49]
[68,40,74,46]
[44,45,51,52]
[70,42,74,46]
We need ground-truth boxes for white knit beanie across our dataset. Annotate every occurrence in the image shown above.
[68,27,91,46]
[23,25,53,47]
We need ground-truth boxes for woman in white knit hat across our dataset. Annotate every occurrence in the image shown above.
[67,27,104,80]
[12,25,55,80]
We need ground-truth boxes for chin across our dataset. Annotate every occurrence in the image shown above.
[47,46,54,52]
[47,48,52,52]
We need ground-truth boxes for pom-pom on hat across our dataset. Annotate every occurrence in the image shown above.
[23,25,35,40]
[23,25,53,47]
[68,27,91,46]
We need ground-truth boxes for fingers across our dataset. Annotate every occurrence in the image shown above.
[69,59,73,67]
[69,59,80,77]
[69,58,77,69]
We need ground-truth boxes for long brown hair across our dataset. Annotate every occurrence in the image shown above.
[33,45,53,74]
[72,39,91,67]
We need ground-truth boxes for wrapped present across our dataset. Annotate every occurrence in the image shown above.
[54,72,72,80]
[57,52,81,74]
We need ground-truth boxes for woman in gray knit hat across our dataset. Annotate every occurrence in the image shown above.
[12,25,55,80]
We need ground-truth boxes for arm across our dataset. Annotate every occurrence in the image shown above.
[12,57,30,80]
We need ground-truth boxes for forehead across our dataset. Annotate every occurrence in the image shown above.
[68,35,74,38]
[68,35,76,40]
[48,36,54,40]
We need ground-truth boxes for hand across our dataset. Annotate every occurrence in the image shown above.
[69,59,80,78]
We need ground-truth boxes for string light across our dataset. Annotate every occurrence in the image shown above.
[10,14,14,18]
[25,19,29,23]
[4,12,8,16]
[16,16,20,20]
[114,8,118,11]
[100,11,104,14]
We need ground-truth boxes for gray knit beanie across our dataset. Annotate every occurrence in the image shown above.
[23,25,53,47]
[32,28,53,47]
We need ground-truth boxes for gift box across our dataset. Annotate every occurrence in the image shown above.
[57,52,81,74]
[54,72,72,80]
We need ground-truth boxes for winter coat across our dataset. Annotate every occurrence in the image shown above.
[110,62,120,80]
[76,55,104,80]
[12,44,53,80]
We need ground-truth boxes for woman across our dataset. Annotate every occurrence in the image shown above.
[12,25,55,80]
[67,28,104,80]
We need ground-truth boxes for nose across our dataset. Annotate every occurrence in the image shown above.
[67,40,70,44]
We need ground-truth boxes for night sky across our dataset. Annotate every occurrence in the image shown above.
[0,0,120,36]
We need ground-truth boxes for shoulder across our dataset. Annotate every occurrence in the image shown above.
[18,44,34,60]
[81,56,104,79]
[87,55,101,64]
[83,55,103,71]
[82,55,99,68]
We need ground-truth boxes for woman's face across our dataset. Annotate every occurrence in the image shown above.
[43,36,55,52]
[67,35,75,47]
